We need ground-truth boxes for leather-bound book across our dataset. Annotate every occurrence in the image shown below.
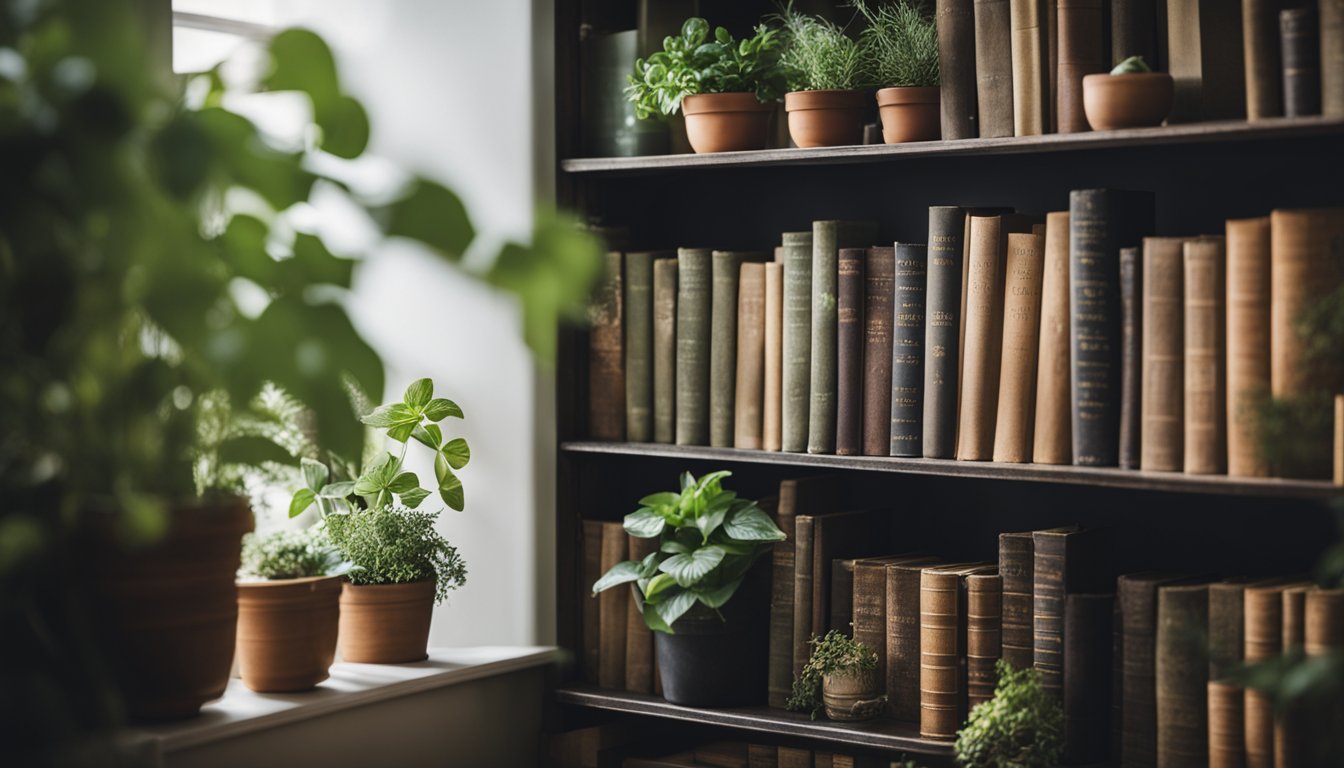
[1307,588,1344,655]
[590,251,626,440]
[812,753,832,768]
[1244,581,1297,768]
[1064,593,1115,765]
[582,520,604,685]
[810,510,886,636]
[625,251,657,442]
[653,258,679,443]
[598,521,629,689]
[1057,0,1105,132]
[1011,0,1049,135]
[1208,679,1245,768]
[1156,582,1210,768]
[1209,578,1261,683]
[764,262,784,451]
[975,0,1016,137]
[967,572,1004,709]
[888,558,944,721]
[993,231,1045,463]
[711,251,757,448]
[1242,0,1285,120]
[1325,0,1344,116]
[1119,246,1143,469]
[1120,573,1188,768]
[1034,212,1073,464]
[999,531,1036,670]
[1225,218,1271,477]
[776,748,812,768]
[1112,0,1158,66]
[793,516,820,681]
[772,475,838,701]
[811,221,877,455]
[782,231,814,453]
[748,744,779,768]
[958,215,1010,461]
[832,558,857,635]
[1034,527,1111,700]
[924,206,969,458]
[836,248,866,456]
[937,0,979,139]
[1166,0,1247,122]
[921,563,996,739]
[675,248,712,446]
[863,247,896,456]
[1140,237,1193,473]
[853,554,935,702]
[1280,7,1321,117]
[735,262,767,450]
[625,535,658,693]
[1183,238,1227,475]
[890,244,927,456]
[1282,585,1308,650]
[1070,189,1155,467]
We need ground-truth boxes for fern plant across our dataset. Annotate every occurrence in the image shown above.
[775,4,867,91]
[853,0,940,88]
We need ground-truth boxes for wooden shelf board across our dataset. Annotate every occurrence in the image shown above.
[555,685,955,756]
[559,116,1344,174]
[559,442,1341,501]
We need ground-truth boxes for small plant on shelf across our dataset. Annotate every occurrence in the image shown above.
[786,630,883,720]
[775,4,866,92]
[852,0,942,144]
[954,660,1064,768]
[238,525,347,581]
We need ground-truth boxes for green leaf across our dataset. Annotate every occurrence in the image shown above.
[382,178,475,261]
[386,422,416,443]
[438,466,465,511]
[658,545,726,587]
[440,438,470,469]
[423,398,463,421]
[644,572,678,599]
[695,470,732,494]
[404,378,433,409]
[656,589,698,627]
[643,605,674,633]
[660,539,691,555]
[289,488,316,518]
[314,94,369,159]
[398,487,430,509]
[411,423,442,449]
[301,457,329,492]
[638,491,678,508]
[680,472,696,492]
[695,577,743,609]
[361,402,417,428]
[388,471,420,494]
[624,507,666,538]
[696,501,728,542]
[723,503,786,541]
[593,560,642,594]
[276,233,354,292]
[318,480,355,499]
[265,28,340,105]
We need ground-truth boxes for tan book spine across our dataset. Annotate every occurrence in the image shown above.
[1244,583,1289,768]
[1270,208,1344,397]
[1141,237,1192,472]
[958,216,1007,460]
[1033,212,1072,463]
[1010,0,1049,135]
[589,251,626,440]
[967,573,1003,708]
[1225,218,1271,477]
[920,567,964,738]
[624,535,657,693]
[1209,679,1246,768]
[993,231,1045,462]
[735,263,767,450]
[1306,588,1344,655]
[1281,585,1308,650]
[598,521,628,689]
[764,263,784,452]
[888,561,936,722]
[1183,238,1227,475]
[1156,583,1210,768]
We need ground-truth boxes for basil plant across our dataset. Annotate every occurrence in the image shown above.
[592,471,785,633]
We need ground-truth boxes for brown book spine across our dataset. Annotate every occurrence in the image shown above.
[1209,679,1246,768]
[735,263,767,450]
[938,0,980,139]
[748,744,780,768]
[1121,573,1178,768]
[792,516,818,680]
[1141,237,1191,472]
[777,747,813,768]
[1113,0,1159,65]
[582,520,603,685]
[589,252,625,440]
[1225,218,1271,477]
[1011,0,1049,135]
[853,559,888,682]
[1338,395,1344,486]
[1033,212,1073,464]
[836,249,866,456]
[625,535,658,693]
[831,558,857,636]
[920,568,965,739]
[1064,593,1115,764]
[888,562,934,721]
[975,0,1016,137]
[1167,0,1248,122]
[1058,0,1105,133]
[768,481,801,709]
[862,247,896,456]
[1035,528,1111,700]
[1282,585,1308,650]
[992,231,1045,463]
[1209,580,1250,682]
[598,521,629,689]
[967,573,1004,709]
[1325,0,1344,116]
[958,216,1007,460]
[1280,7,1321,117]
[1243,0,1285,120]
[1306,588,1344,655]
[764,262,784,452]
[1184,238,1227,475]
[999,531,1035,669]
[625,252,657,442]
[1156,583,1210,768]
[1270,209,1344,400]
[653,258,678,444]
[1244,583,1289,768]
[1120,246,1143,469]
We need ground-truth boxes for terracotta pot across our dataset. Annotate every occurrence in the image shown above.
[1082,72,1174,130]
[236,575,342,692]
[822,667,886,721]
[876,86,941,144]
[784,89,866,148]
[681,93,774,154]
[338,580,435,663]
[87,498,253,721]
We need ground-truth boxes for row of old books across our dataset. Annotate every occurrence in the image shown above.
[551,725,889,768]
[581,520,661,695]
[935,0,1344,141]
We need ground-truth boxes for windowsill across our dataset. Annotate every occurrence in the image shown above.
[127,646,558,758]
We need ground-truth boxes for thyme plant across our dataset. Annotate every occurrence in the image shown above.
[786,630,880,719]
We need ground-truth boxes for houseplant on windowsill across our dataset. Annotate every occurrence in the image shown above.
[854,0,942,144]
[776,5,868,148]
[592,471,785,707]
[787,630,885,721]
[626,18,787,153]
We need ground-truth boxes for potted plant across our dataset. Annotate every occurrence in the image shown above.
[854,0,942,144]
[955,660,1064,767]
[786,630,886,721]
[235,525,348,692]
[776,6,868,148]
[592,471,785,706]
[1083,56,1175,131]
[626,18,788,153]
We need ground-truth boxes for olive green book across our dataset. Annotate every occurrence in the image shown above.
[808,220,877,454]
[652,258,678,443]
[710,251,764,447]
[675,248,712,445]
[782,231,814,453]
[623,251,659,442]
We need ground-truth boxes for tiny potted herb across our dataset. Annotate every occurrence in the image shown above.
[235,525,348,692]
[786,630,886,721]
[854,0,942,144]
[1082,55,1174,131]
[954,660,1064,767]
[776,5,867,148]
[592,471,785,707]
[626,18,788,153]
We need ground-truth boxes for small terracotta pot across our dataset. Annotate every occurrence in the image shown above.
[784,89,866,148]
[338,580,435,663]
[236,575,342,692]
[822,667,886,721]
[681,93,774,154]
[1082,72,1174,130]
[876,86,941,144]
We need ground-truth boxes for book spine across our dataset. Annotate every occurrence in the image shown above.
[863,247,896,456]
[1242,0,1285,120]
[1112,0,1158,66]
[1167,0,1249,123]
[624,535,658,693]
[975,0,1016,138]
[735,262,767,450]
[777,747,812,768]
[937,0,979,139]
[792,515,817,680]
[920,568,964,739]
[1280,7,1321,117]
[1034,212,1073,464]
[1064,593,1115,764]
[675,248,712,446]
[710,251,748,448]
[830,558,857,636]
[999,532,1035,669]
[1010,0,1049,135]
[1282,586,1308,650]
[1208,582,1247,682]
[967,573,1004,709]
[1120,574,1165,768]
[958,216,1006,461]
[810,222,842,455]
[1225,218,1271,477]
[1270,209,1344,399]
[1033,533,1067,700]
[1305,588,1344,656]
[1208,680,1245,768]
[768,482,800,709]
[624,252,655,442]
[653,259,679,444]
[589,251,625,440]
[1057,0,1105,133]
[888,564,927,721]
[598,521,629,689]
[1156,584,1210,768]
[992,231,1045,463]
[764,262,784,452]
[1119,246,1143,469]
[748,744,780,768]
[924,207,968,458]
[582,520,603,685]
[836,248,866,456]
[1325,0,1344,117]
[1244,584,1286,768]
[782,231,814,452]
[853,561,888,684]
[1140,237,1189,472]
[1183,238,1227,475]
[890,244,928,456]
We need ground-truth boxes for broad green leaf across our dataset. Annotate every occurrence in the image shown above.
[680,472,696,491]
[694,577,743,609]
[382,178,475,261]
[660,539,691,555]
[639,491,679,508]
[265,28,340,105]
[723,503,786,541]
[399,487,430,509]
[387,422,415,443]
[638,552,661,574]
[352,473,383,496]
[289,488,316,518]
[301,457,329,492]
[361,402,417,428]
[318,480,355,499]
[695,502,728,542]
[643,605,674,633]
[624,507,666,538]
[644,572,677,599]
[439,469,464,511]
[658,545,726,587]
[404,378,433,409]
[656,589,698,627]
[387,471,420,494]
[314,94,369,159]
[440,437,470,469]
[695,470,731,494]
[423,398,463,421]
[194,108,316,210]
[411,423,442,450]
[593,560,642,594]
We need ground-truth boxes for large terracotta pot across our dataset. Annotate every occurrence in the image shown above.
[1082,72,1174,130]
[784,89,866,148]
[338,580,435,663]
[87,498,253,721]
[236,575,342,692]
[681,93,774,154]
[822,667,885,721]
[876,86,941,144]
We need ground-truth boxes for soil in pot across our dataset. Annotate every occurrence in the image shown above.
[876,87,941,144]
[785,89,866,148]
[822,667,885,721]
[681,93,774,154]
[654,564,769,707]
[236,575,342,692]
[338,580,435,663]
